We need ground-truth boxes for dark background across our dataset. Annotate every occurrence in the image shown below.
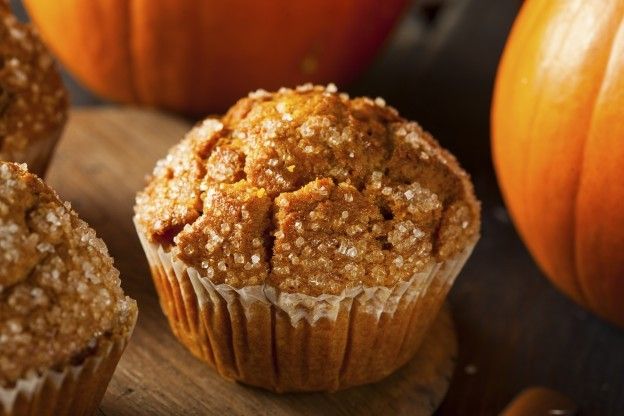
[11,0,624,414]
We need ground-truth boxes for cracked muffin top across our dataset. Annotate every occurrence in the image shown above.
[135,85,480,296]
[0,1,67,163]
[0,162,137,387]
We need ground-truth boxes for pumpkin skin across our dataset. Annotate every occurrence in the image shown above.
[23,0,408,115]
[492,0,624,327]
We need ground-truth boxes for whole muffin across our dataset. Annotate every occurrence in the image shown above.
[0,1,67,177]
[134,84,480,392]
[0,162,137,415]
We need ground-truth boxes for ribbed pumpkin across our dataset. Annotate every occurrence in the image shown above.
[492,0,624,327]
[23,0,407,115]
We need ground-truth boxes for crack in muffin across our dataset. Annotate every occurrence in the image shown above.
[0,1,67,174]
[0,162,137,388]
[135,84,480,297]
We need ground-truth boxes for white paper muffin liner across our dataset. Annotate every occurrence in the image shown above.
[135,219,476,392]
[0,311,137,416]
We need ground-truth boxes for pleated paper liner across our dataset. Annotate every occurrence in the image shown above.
[0,308,137,416]
[136,219,475,392]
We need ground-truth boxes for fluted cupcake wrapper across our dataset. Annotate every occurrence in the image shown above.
[135,219,476,392]
[0,311,137,416]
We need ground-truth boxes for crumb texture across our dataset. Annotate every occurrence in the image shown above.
[0,0,67,163]
[135,85,480,296]
[0,162,136,387]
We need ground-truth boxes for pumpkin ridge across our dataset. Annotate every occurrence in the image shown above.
[493,0,624,328]
[491,0,548,236]
[573,11,624,315]
[521,2,585,302]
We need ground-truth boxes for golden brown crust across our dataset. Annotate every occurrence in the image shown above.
[135,85,480,295]
[175,181,272,287]
[0,162,136,387]
[0,1,67,167]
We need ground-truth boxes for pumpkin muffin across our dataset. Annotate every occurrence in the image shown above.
[0,162,137,415]
[0,1,67,177]
[134,84,480,392]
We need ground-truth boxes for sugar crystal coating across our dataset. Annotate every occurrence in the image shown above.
[174,181,271,287]
[0,1,67,164]
[135,85,480,296]
[0,162,136,387]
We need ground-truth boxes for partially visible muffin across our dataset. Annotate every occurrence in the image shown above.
[0,162,137,416]
[0,1,67,177]
[135,84,479,392]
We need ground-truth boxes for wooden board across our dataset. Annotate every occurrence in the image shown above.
[46,108,458,416]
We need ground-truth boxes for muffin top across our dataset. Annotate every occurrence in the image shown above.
[0,162,137,387]
[135,85,480,296]
[0,1,67,163]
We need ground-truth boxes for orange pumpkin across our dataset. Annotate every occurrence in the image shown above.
[492,0,624,327]
[23,0,408,115]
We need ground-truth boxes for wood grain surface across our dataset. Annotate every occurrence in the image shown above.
[46,108,458,416]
